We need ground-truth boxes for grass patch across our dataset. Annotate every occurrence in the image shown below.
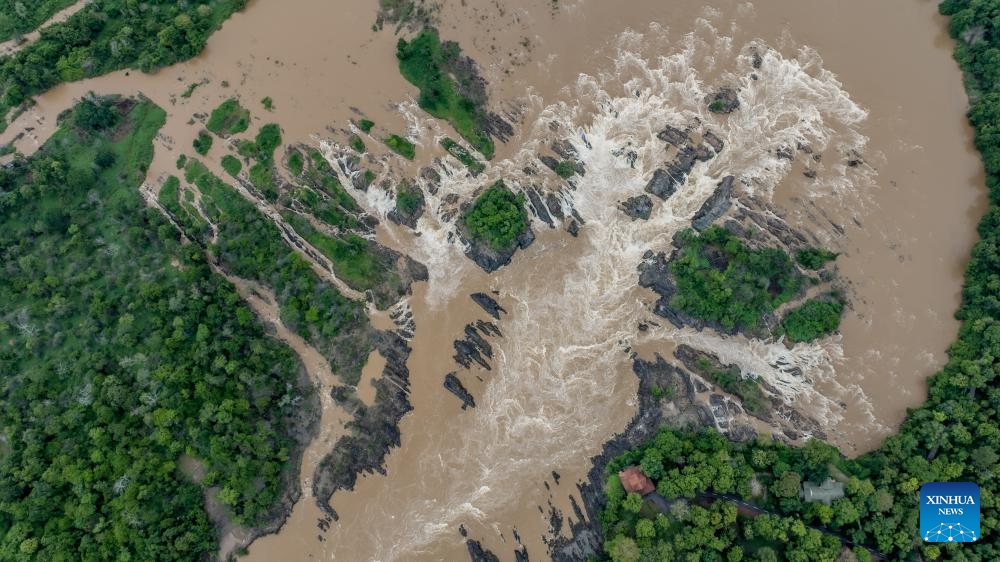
[193,130,213,156]
[440,137,485,174]
[287,149,304,176]
[384,134,415,160]
[463,181,528,251]
[206,98,251,137]
[349,134,366,153]
[396,28,494,158]
[261,96,274,111]
[221,154,242,177]
[396,183,422,215]
[181,81,203,99]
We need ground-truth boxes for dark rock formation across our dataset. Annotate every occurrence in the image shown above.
[674,344,826,441]
[539,154,560,173]
[775,145,794,160]
[471,293,505,319]
[549,355,712,562]
[545,193,565,220]
[703,131,724,153]
[461,223,535,273]
[313,331,413,519]
[527,186,554,227]
[705,88,740,114]
[567,220,580,237]
[620,194,653,220]
[551,139,579,160]
[515,546,530,562]
[694,143,715,162]
[645,145,700,200]
[454,324,494,370]
[444,373,476,409]
[692,175,734,231]
[387,181,426,229]
[475,320,502,337]
[656,125,689,147]
[485,112,515,144]
[467,540,501,562]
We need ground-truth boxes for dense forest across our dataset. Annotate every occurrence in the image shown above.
[0,0,247,129]
[0,97,311,560]
[463,181,529,251]
[0,0,76,42]
[596,1,1000,560]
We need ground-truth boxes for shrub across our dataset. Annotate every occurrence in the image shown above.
[193,130,213,155]
[206,98,250,136]
[384,134,415,159]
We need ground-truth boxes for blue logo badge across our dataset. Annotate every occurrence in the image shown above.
[920,482,979,542]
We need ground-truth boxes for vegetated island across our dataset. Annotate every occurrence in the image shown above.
[550,2,1000,561]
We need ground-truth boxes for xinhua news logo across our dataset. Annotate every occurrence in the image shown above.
[920,482,980,543]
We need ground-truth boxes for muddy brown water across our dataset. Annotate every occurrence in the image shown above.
[0,1,984,561]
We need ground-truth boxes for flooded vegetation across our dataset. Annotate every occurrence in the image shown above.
[0,0,994,561]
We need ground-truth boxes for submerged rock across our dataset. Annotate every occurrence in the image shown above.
[692,175,734,231]
[705,87,740,113]
[444,373,476,409]
[620,194,653,220]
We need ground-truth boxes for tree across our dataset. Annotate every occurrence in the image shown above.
[773,471,801,498]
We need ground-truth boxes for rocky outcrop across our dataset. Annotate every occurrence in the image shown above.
[657,125,689,147]
[644,169,678,200]
[467,540,501,562]
[462,225,535,273]
[471,292,506,319]
[550,355,713,562]
[545,193,565,220]
[454,324,494,370]
[645,146,699,200]
[620,194,653,220]
[567,220,580,237]
[313,331,413,519]
[444,373,476,409]
[387,180,425,229]
[705,88,740,114]
[365,244,428,310]
[692,175,734,231]
[703,131,724,153]
[527,186,554,227]
[674,344,826,441]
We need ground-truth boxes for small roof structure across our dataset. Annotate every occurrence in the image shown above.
[618,466,655,496]
[801,478,845,505]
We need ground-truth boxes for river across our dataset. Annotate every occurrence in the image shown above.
[0,1,983,561]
